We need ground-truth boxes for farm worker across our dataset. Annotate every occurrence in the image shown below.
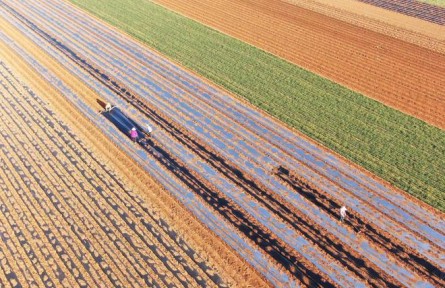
[146,124,153,136]
[340,206,347,222]
[105,102,112,112]
[130,127,138,143]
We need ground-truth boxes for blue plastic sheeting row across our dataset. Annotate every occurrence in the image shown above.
[0,28,298,288]
[102,107,145,140]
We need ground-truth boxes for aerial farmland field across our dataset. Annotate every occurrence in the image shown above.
[0,0,444,287]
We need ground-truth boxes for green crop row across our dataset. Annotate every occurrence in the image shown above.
[70,0,445,211]
[419,0,445,7]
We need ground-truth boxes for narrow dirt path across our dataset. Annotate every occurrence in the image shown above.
[151,0,445,129]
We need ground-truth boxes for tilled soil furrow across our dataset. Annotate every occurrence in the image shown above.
[0,151,94,288]
[1,61,227,288]
[0,102,113,287]
[0,215,35,288]
[3,71,214,288]
[0,232,25,288]
[0,160,81,288]
[0,182,78,288]
[0,78,171,288]
[275,166,445,286]
[0,181,58,288]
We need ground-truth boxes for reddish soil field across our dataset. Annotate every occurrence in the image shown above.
[1,0,444,286]
[152,0,445,129]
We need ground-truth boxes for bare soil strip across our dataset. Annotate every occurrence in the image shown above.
[355,0,445,25]
[151,0,445,129]
[0,31,268,288]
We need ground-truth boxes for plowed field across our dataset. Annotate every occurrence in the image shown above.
[0,61,255,287]
[150,0,445,130]
[355,0,445,24]
[0,0,444,287]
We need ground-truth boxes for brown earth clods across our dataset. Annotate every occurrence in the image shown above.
[0,16,269,287]
[152,0,445,129]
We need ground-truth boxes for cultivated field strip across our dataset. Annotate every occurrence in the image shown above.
[357,0,445,24]
[0,29,291,288]
[0,62,230,287]
[148,0,445,130]
[0,0,443,286]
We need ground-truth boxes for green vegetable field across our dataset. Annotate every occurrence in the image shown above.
[419,0,445,7]
[70,0,445,211]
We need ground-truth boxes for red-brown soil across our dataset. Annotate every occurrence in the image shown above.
[152,0,445,129]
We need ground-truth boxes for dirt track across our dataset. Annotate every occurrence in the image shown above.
[0,0,444,286]
[151,0,445,129]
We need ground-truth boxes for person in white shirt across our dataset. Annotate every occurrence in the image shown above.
[146,124,153,137]
[340,206,347,222]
